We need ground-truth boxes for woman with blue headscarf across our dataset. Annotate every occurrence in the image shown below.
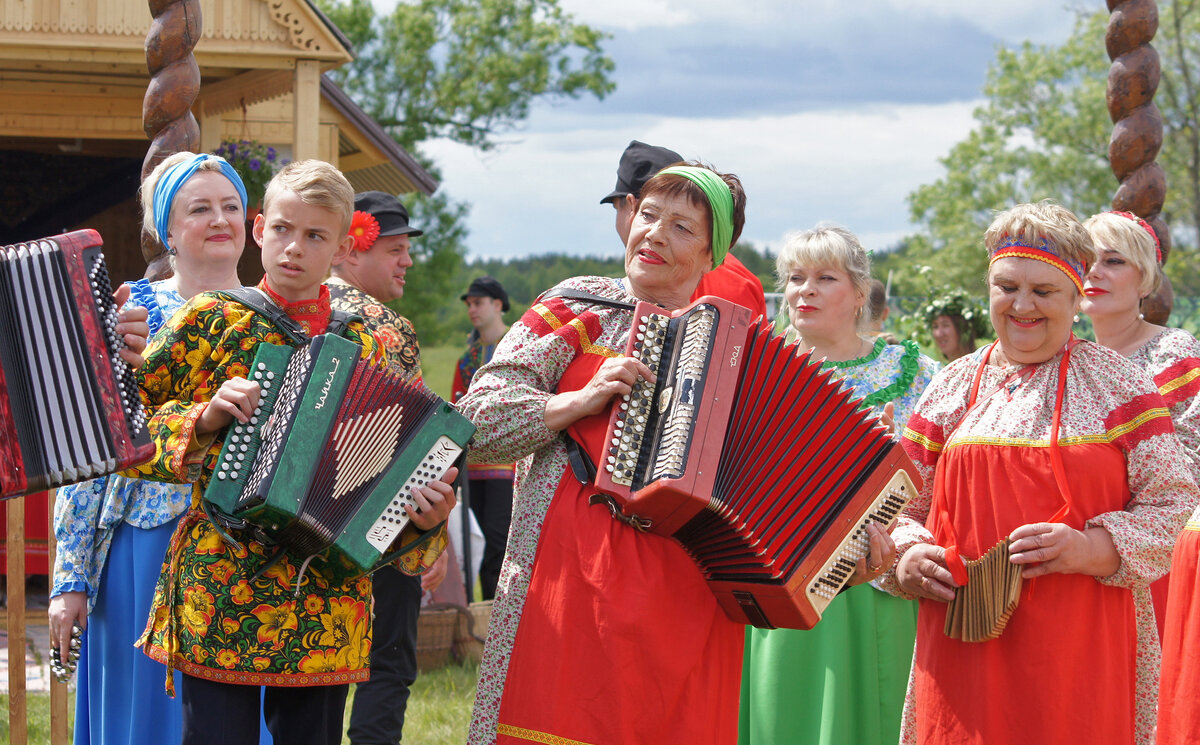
[49,151,247,745]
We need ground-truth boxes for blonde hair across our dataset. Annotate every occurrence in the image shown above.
[139,151,232,240]
[775,224,872,330]
[983,201,1096,291]
[262,160,355,235]
[1083,212,1162,297]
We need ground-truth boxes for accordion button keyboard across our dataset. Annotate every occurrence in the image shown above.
[805,470,916,609]
[365,434,466,552]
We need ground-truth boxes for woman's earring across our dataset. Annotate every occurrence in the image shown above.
[166,245,177,256]
[1073,314,1080,323]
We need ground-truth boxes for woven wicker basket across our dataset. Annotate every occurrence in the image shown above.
[416,604,461,672]
[455,600,493,663]
[417,601,490,671]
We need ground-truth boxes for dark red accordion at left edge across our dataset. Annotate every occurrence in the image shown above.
[0,229,153,499]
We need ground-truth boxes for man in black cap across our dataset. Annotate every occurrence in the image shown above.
[601,140,767,317]
[451,276,513,600]
[329,190,442,745]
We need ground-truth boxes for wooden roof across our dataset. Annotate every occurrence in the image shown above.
[0,0,434,196]
[0,0,353,73]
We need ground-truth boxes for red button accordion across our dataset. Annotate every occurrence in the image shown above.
[593,296,921,630]
[0,230,152,499]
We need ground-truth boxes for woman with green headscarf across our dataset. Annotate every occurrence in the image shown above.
[459,163,762,745]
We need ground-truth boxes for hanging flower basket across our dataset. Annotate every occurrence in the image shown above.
[213,139,286,210]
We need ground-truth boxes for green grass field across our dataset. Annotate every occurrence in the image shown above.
[3,661,479,744]
[420,344,461,402]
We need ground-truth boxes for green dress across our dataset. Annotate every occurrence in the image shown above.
[739,337,937,745]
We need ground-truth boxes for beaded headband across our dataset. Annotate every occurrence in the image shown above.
[989,234,1085,294]
[1108,211,1162,264]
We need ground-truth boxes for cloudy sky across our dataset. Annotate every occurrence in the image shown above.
[380,1,1089,260]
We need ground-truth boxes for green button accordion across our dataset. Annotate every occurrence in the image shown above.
[203,333,474,573]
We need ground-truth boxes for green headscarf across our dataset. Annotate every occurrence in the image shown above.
[657,165,734,269]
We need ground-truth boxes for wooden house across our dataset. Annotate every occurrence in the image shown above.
[0,0,435,283]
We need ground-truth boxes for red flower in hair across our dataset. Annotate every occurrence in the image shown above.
[349,211,380,252]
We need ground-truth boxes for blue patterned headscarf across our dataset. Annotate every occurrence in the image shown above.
[152,153,248,247]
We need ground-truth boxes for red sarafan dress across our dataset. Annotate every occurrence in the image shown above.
[458,276,744,745]
[1157,505,1200,745]
[692,253,766,319]
[879,339,1195,745]
[1126,327,1200,639]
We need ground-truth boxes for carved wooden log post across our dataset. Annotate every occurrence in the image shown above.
[1107,0,1173,321]
[141,0,202,281]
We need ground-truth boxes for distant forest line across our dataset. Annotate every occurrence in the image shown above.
[409,243,779,347]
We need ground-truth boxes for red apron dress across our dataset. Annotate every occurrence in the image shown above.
[495,350,745,745]
[1157,518,1200,745]
[915,346,1137,744]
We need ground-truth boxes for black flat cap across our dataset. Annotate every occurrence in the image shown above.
[599,140,683,204]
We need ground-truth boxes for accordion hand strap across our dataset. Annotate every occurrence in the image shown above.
[210,287,362,344]
[538,287,637,311]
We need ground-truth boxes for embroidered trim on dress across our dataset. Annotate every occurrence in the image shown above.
[822,338,924,410]
[497,723,596,745]
[530,302,621,358]
[903,427,944,453]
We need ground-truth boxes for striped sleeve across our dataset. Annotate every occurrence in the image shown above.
[1156,356,1200,409]
[1104,391,1175,451]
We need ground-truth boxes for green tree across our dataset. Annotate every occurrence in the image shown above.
[901,10,1113,297]
[316,0,616,345]
[318,0,614,151]
[901,4,1200,299]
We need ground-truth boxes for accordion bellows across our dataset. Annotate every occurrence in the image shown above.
[204,334,475,573]
[593,296,921,630]
[0,230,152,499]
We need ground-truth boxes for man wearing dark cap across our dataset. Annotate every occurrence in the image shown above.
[329,190,441,745]
[602,140,767,317]
[451,276,513,600]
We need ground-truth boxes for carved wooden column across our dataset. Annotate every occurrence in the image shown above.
[1107,0,1173,321]
[141,0,202,281]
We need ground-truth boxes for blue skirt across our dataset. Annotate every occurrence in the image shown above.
[74,520,181,745]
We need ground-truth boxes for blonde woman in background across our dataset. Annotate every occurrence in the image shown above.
[739,224,937,745]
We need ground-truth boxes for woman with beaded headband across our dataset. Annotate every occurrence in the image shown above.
[739,225,938,745]
[456,163,893,744]
[1083,211,1200,641]
[48,151,247,745]
[1079,211,1200,745]
[876,201,1196,745]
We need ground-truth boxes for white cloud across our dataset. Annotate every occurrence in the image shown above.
[561,0,1080,45]
[421,100,980,261]
[888,0,1085,44]
[364,0,1080,270]
[557,0,694,30]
